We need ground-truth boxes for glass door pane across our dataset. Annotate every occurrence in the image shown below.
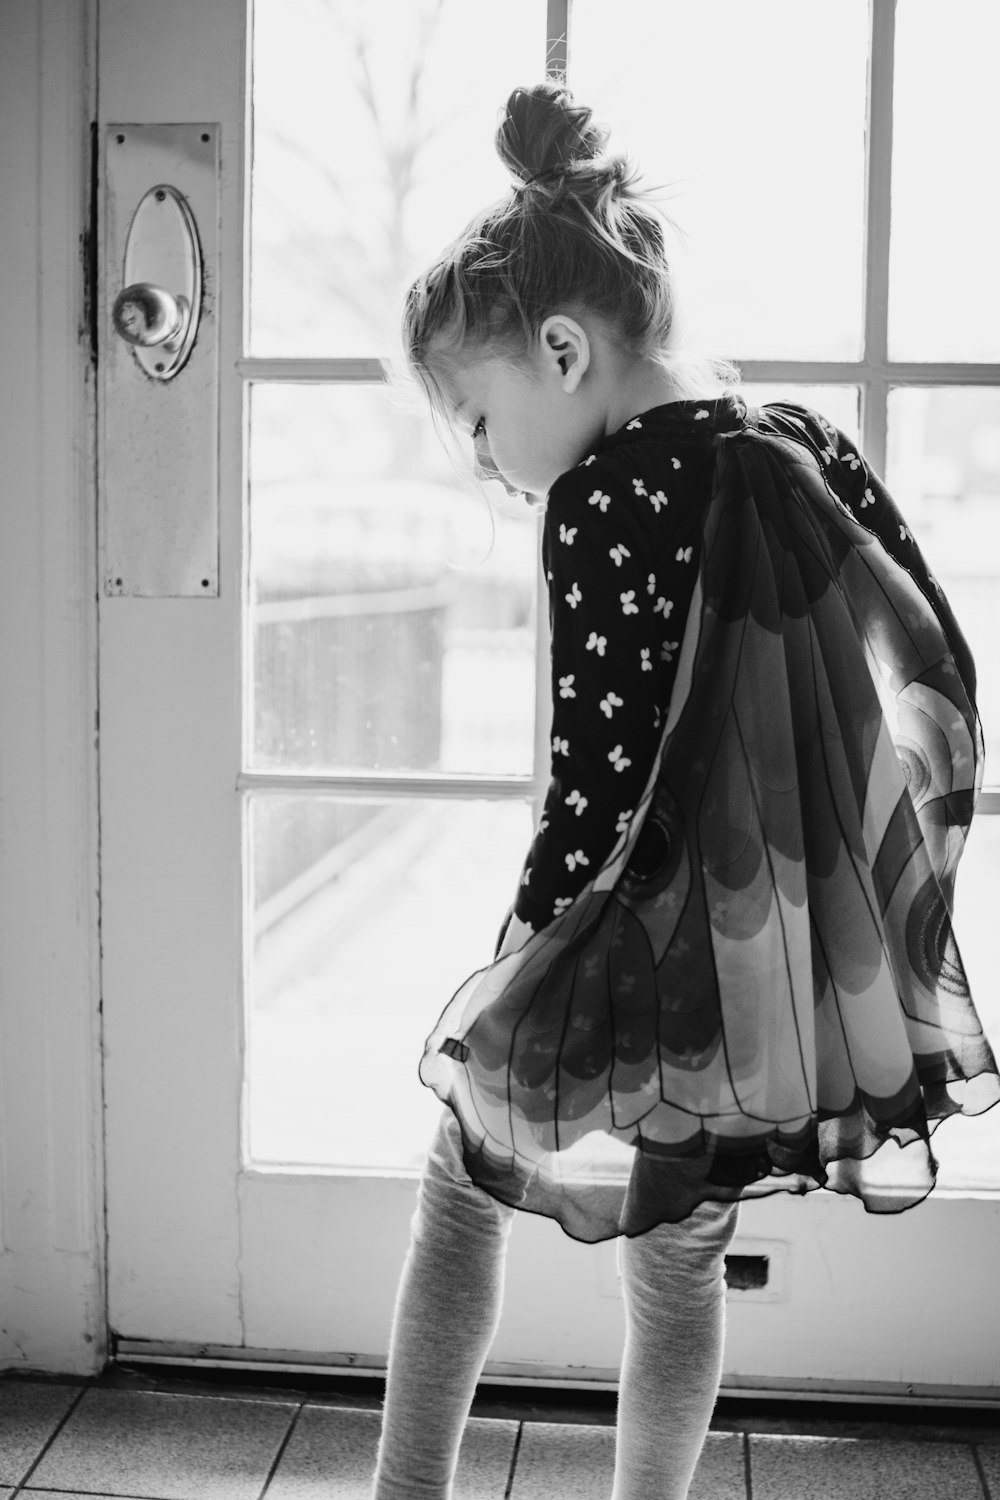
[570,0,868,360]
[246,793,534,1168]
[250,0,544,356]
[741,385,860,441]
[885,386,1000,779]
[248,383,539,776]
[889,0,1000,361]
[938,817,1000,1188]
[886,386,1000,1189]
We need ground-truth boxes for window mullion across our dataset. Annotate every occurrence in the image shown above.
[238,358,386,384]
[861,0,897,474]
[547,0,570,78]
[239,771,535,800]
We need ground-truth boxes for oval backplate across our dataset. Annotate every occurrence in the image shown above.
[122,185,202,380]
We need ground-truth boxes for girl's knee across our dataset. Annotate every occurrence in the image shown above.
[620,1198,740,1293]
[414,1111,515,1245]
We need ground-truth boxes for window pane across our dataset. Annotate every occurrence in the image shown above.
[885,387,1000,781]
[571,0,867,360]
[245,793,533,1169]
[742,384,860,443]
[889,0,1000,361]
[248,384,538,775]
[250,0,542,356]
[934,817,1000,1189]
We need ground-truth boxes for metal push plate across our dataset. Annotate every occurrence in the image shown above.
[101,124,219,597]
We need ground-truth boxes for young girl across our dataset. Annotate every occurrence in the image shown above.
[373,82,1000,1500]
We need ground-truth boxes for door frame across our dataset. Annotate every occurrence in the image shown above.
[0,0,105,1374]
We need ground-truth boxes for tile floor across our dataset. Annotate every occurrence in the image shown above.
[0,1374,998,1499]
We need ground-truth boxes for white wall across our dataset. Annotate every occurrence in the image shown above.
[0,0,105,1372]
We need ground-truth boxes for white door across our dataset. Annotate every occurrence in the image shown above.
[100,0,1000,1398]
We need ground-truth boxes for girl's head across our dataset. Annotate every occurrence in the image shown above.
[403,82,732,496]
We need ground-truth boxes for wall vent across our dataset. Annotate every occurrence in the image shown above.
[725,1253,770,1291]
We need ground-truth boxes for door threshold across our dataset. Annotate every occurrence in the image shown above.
[112,1340,1000,1409]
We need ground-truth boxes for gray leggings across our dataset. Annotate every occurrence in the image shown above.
[373,1111,740,1500]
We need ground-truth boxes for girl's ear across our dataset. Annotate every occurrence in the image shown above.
[538,314,590,394]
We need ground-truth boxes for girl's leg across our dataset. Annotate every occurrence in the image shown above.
[613,1198,740,1500]
[373,1110,514,1500]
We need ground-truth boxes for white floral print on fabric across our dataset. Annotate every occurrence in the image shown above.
[512,429,705,931]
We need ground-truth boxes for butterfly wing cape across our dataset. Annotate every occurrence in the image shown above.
[421,417,999,1243]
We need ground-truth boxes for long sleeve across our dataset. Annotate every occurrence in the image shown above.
[512,452,704,932]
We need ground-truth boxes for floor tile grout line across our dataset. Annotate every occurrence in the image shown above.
[255,1399,307,1500]
[973,1442,994,1500]
[742,1430,753,1500]
[13,1488,185,1499]
[502,1421,524,1500]
[8,1386,91,1498]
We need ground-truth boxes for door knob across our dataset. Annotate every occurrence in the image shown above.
[113,284,189,351]
[112,184,202,380]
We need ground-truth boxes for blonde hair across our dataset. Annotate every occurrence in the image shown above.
[402,82,737,414]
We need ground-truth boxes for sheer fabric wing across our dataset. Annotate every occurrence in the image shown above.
[421,421,998,1242]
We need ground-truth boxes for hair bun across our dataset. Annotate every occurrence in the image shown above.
[496,83,610,186]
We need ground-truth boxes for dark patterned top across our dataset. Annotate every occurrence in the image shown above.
[512,395,957,934]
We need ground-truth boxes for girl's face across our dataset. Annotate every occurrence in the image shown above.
[433,335,604,502]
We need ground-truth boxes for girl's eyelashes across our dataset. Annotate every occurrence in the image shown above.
[471,418,486,440]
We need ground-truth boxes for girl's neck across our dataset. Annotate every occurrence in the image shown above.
[600,351,716,437]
